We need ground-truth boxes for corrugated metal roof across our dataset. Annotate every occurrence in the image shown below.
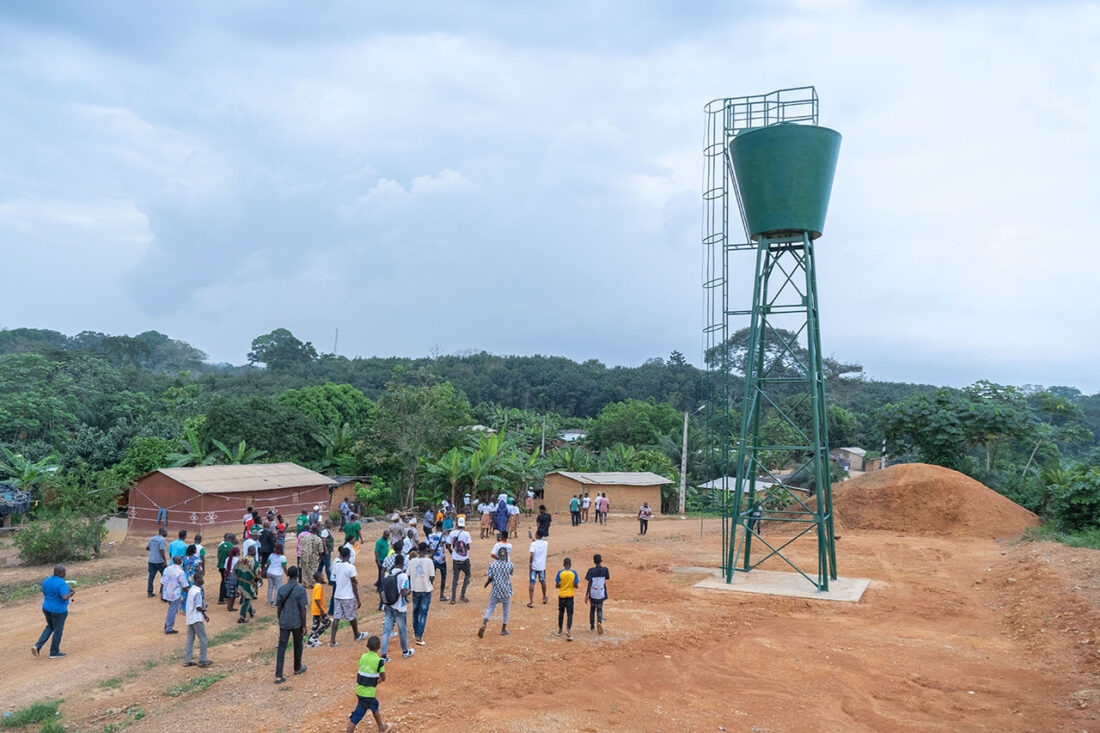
[551,471,672,486]
[837,447,867,456]
[155,463,337,495]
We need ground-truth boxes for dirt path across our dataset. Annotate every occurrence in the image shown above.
[1,517,1097,732]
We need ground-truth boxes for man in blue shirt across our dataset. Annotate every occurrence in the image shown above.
[147,527,168,598]
[33,564,74,659]
[168,530,188,562]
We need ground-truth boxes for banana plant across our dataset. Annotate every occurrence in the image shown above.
[0,447,61,490]
[422,447,466,506]
[166,424,218,467]
[210,439,268,465]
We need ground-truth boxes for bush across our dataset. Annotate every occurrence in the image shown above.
[1048,464,1100,533]
[13,513,107,564]
[355,477,392,517]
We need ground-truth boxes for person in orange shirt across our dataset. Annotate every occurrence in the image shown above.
[554,557,579,641]
[308,570,331,647]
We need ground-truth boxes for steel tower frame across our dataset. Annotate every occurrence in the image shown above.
[702,87,837,591]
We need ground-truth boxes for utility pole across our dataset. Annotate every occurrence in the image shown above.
[540,414,547,455]
[679,405,704,516]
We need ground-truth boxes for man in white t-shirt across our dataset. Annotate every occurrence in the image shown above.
[491,530,512,560]
[407,542,435,646]
[581,494,591,523]
[448,516,472,604]
[329,545,366,647]
[380,554,412,662]
[183,571,211,667]
[527,530,549,607]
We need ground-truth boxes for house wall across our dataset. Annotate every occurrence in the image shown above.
[543,474,663,516]
[128,476,333,537]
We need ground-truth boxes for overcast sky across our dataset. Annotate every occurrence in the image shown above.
[1,1,1097,392]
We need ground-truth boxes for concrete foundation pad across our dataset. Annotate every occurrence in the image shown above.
[691,568,870,602]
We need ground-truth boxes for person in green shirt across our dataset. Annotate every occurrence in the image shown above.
[347,635,389,732]
[346,515,362,543]
[373,531,389,594]
[296,509,310,534]
[216,533,234,605]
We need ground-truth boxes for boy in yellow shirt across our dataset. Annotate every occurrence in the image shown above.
[308,570,331,647]
[554,557,579,641]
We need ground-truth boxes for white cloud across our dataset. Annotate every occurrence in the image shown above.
[0,1,1097,391]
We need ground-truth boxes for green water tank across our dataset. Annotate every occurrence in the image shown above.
[729,124,841,241]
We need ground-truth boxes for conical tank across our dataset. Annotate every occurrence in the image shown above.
[729,124,841,241]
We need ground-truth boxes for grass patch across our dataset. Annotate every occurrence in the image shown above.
[101,614,272,691]
[97,707,144,732]
[163,673,226,698]
[0,700,60,728]
[1022,524,1100,549]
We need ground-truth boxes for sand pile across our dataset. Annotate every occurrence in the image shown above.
[831,463,1038,538]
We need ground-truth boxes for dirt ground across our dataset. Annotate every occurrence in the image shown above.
[1,513,1097,732]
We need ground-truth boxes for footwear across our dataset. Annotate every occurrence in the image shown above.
[237,618,247,624]
[543,598,548,604]
[402,648,414,658]
[356,632,369,642]
[274,677,286,684]
[415,639,426,646]
[329,642,339,648]
[460,597,469,603]
[590,626,595,632]
[526,602,534,608]
[501,629,510,636]
[216,601,225,605]
[294,665,308,675]
[566,633,573,641]
[557,630,562,636]
[49,652,67,659]
[449,600,456,605]
[31,646,39,657]
[182,662,196,667]
[439,596,449,602]
[598,622,604,635]
[477,626,485,638]
[147,593,155,598]
[198,661,214,668]
[380,656,391,663]
[165,629,179,635]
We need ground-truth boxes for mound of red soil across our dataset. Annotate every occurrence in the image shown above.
[831,463,1038,538]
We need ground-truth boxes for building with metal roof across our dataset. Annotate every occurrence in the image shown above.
[128,463,337,535]
[543,471,671,516]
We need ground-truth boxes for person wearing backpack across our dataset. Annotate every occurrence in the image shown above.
[378,554,412,662]
[428,522,449,601]
[447,517,473,604]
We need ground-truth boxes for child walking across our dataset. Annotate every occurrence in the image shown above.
[347,635,390,733]
[585,553,610,635]
[308,570,331,647]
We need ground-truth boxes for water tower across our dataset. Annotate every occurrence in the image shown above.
[702,87,840,590]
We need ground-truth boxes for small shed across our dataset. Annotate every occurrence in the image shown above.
[543,471,671,515]
[833,447,868,472]
[128,463,337,536]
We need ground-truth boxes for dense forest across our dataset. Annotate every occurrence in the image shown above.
[1,325,1098,562]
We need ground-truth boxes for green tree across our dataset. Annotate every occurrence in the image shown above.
[247,328,318,371]
[276,383,377,432]
[588,399,682,450]
[370,380,470,507]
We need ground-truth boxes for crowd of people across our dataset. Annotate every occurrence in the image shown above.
[29,494,657,731]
